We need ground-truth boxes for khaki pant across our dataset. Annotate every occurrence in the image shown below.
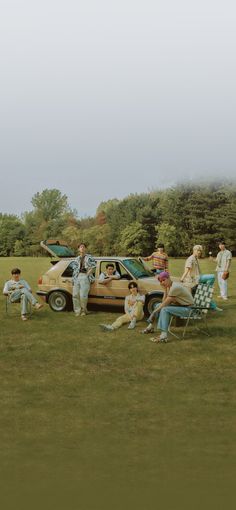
[111,301,144,330]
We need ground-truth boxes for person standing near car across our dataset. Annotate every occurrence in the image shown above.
[71,243,96,316]
[142,244,168,274]
[215,240,232,300]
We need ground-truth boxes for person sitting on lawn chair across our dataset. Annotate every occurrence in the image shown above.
[100,281,145,331]
[180,244,222,311]
[142,271,194,343]
[3,267,43,321]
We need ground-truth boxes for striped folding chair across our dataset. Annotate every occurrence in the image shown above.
[168,283,214,339]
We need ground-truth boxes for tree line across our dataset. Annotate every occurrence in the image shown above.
[0,182,235,257]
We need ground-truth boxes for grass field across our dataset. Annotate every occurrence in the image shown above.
[0,257,235,510]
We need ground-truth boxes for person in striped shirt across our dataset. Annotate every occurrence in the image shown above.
[142,244,169,274]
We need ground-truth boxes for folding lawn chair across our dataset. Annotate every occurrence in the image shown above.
[168,283,214,339]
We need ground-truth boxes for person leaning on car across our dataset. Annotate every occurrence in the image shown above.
[98,263,121,285]
[71,243,96,316]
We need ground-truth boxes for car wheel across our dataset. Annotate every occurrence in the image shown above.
[144,294,162,316]
[48,291,69,312]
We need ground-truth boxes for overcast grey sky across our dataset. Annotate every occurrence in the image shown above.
[0,0,235,217]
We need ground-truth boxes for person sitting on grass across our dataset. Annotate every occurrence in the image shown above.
[100,281,145,331]
[3,267,43,321]
[142,271,194,343]
[98,263,120,285]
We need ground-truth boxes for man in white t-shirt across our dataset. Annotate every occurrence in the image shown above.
[215,241,232,300]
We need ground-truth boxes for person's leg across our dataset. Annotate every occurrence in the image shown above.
[21,288,37,306]
[112,314,130,330]
[79,275,90,314]
[217,271,225,297]
[199,274,221,310]
[221,277,228,299]
[156,306,191,339]
[72,281,81,314]
[133,302,144,321]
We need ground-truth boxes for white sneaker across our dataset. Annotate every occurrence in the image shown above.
[128,319,136,329]
[222,297,228,300]
[160,332,168,343]
[215,307,223,312]
[100,324,114,332]
[35,303,43,310]
[75,311,81,317]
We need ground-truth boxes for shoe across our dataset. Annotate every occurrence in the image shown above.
[217,295,223,298]
[75,311,81,317]
[80,311,86,316]
[21,315,28,321]
[222,297,228,301]
[150,334,168,343]
[99,324,114,332]
[141,325,154,334]
[35,303,43,310]
[128,319,136,329]
[215,306,223,312]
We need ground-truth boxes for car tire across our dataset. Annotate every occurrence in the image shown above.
[48,291,70,312]
[144,294,163,316]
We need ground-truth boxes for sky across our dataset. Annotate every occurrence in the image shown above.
[0,0,235,218]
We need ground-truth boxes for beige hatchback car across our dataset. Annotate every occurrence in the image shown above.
[37,240,165,315]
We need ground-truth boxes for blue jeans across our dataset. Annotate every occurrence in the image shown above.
[157,306,192,333]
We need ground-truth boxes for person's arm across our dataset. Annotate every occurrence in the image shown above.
[3,281,10,295]
[224,254,232,272]
[180,266,191,282]
[142,254,153,262]
[99,274,112,285]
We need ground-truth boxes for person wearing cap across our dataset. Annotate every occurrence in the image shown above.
[142,244,168,274]
[215,241,232,300]
[143,271,194,343]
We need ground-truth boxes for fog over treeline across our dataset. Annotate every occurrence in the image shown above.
[0,181,235,257]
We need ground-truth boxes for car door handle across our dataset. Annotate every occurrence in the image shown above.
[62,279,71,282]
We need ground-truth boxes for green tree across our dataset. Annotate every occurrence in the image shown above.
[119,222,149,256]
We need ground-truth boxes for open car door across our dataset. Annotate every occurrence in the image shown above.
[40,240,75,258]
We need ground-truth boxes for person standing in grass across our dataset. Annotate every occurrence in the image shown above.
[3,267,43,321]
[142,243,168,274]
[71,243,96,316]
[100,281,145,331]
[215,240,232,300]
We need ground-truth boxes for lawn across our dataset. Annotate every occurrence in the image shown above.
[0,257,235,510]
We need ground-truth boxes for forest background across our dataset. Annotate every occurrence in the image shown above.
[1,181,236,258]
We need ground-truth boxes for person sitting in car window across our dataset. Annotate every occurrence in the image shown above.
[100,281,145,331]
[98,263,121,285]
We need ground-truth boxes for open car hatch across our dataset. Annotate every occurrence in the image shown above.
[40,239,75,258]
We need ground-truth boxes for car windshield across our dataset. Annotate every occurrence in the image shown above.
[122,259,153,278]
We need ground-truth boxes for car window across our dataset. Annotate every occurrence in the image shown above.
[62,262,74,277]
[99,262,121,276]
[62,262,96,278]
[123,259,153,278]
